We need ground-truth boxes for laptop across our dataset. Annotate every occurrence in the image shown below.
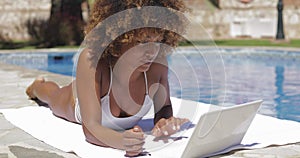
[181,100,263,158]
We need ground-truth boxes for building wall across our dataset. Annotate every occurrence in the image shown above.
[219,0,278,39]
[283,0,300,39]
[0,0,51,40]
[0,0,299,41]
[184,0,300,40]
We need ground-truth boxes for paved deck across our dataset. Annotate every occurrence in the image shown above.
[0,51,300,158]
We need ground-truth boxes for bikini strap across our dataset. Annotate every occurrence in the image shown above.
[144,72,149,95]
[107,66,113,94]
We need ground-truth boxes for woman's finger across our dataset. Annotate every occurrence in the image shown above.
[152,118,167,137]
[175,118,181,130]
[180,118,189,125]
[156,118,167,127]
[124,130,144,139]
[125,151,139,157]
[152,117,190,137]
[158,119,177,136]
[152,125,162,137]
[124,143,144,152]
[159,123,173,136]
[167,118,178,134]
[123,137,145,146]
[133,125,143,132]
[168,117,178,131]
[125,149,143,157]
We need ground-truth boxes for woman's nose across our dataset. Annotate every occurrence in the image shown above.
[147,42,160,49]
[146,42,160,51]
[145,51,155,57]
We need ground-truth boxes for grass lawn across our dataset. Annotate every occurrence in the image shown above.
[1,39,299,50]
[0,41,80,50]
[179,39,300,48]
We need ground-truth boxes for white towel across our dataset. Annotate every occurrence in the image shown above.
[1,98,300,158]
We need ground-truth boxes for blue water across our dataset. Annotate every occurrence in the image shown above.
[0,52,75,76]
[1,48,299,122]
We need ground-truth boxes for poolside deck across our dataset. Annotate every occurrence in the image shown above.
[0,49,300,158]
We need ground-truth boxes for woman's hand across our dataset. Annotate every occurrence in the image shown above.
[152,117,189,137]
[123,126,145,157]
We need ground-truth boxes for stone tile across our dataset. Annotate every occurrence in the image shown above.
[0,130,79,158]
[211,143,300,158]
[231,144,300,158]
[10,142,79,158]
[9,146,64,158]
[20,139,63,153]
[0,128,34,145]
[0,146,16,158]
[0,154,8,158]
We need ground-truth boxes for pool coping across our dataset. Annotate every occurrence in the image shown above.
[0,46,299,54]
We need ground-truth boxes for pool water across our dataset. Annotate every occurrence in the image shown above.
[169,48,300,122]
[1,48,299,122]
[0,52,75,76]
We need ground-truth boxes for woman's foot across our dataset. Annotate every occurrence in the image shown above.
[26,76,45,99]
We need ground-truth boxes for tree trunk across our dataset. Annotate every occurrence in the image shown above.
[46,0,84,47]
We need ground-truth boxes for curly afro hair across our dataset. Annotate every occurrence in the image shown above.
[83,0,188,67]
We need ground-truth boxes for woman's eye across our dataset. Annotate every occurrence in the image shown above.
[138,41,148,46]
[137,40,147,44]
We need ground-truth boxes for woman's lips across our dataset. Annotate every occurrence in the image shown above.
[139,58,155,67]
[143,58,155,63]
[144,62,151,66]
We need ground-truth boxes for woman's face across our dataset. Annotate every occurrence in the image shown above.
[119,31,163,72]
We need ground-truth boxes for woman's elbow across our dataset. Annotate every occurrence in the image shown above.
[81,123,107,147]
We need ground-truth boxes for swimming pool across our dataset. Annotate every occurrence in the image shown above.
[0,51,75,76]
[1,48,299,122]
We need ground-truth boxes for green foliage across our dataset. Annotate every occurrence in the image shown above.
[25,19,48,46]
[179,39,300,48]
[0,0,92,49]
[0,16,84,49]
[23,0,85,48]
[0,33,29,49]
[209,0,220,8]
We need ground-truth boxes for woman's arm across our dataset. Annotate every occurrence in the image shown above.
[153,58,173,124]
[76,49,144,153]
[152,58,188,137]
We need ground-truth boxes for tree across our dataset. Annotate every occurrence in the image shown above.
[209,0,220,8]
[45,0,85,47]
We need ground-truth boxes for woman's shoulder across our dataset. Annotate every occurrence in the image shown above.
[78,48,109,70]
[151,57,168,70]
[148,58,168,77]
[95,58,110,75]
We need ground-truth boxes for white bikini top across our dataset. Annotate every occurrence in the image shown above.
[100,66,153,130]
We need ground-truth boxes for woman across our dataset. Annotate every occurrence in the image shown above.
[26,0,188,156]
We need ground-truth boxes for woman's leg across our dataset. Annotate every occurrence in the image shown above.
[26,77,77,122]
